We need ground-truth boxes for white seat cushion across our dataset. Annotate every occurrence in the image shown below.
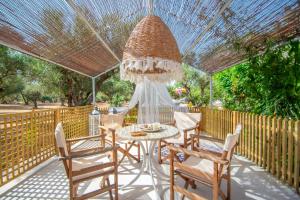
[72,154,113,181]
[182,156,226,179]
[183,156,214,176]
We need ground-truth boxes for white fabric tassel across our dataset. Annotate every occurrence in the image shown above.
[120,56,183,83]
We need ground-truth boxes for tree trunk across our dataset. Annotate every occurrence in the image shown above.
[33,100,38,108]
[20,92,29,105]
[60,98,65,106]
[67,94,72,107]
[200,88,205,97]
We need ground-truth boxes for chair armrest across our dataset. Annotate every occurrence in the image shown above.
[182,125,197,132]
[168,145,228,165]
[99,125,117,132]
[71,146,106,155]
[61,145,119,160]
[99,125,107,130]
[66,134,106,143]
[191,134,224,144]
[194,147,223,157]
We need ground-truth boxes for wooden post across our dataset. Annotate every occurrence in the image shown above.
[287,120,293,185]
[247,113,251,159]
[213,162,219,200]
[258,115,262,166]
[255,115,258,164]
[251,114,255,162]
[276,118,282,179]
[263,115,267,169]
[266,117,271,172]
[271,117,276,175]
[54,109,61,155]
[170,149,174,200]
[294,121,300,193]
[282,119,287,182]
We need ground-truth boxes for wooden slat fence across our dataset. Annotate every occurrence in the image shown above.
[201,107,300,193]
[0,105,93,186]
[0,105,299,193]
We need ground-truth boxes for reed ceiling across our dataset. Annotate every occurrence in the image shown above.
[0,0,299,76]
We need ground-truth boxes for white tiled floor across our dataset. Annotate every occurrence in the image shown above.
[0,140,299,200]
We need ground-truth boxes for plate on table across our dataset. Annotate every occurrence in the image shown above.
[141,126,164,133]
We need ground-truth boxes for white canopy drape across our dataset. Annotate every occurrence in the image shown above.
[128,77,175,124]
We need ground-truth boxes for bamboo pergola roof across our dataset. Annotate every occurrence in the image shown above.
[0,0,299,76]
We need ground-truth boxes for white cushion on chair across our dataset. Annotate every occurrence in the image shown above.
[235,124,242,135]
[223,134,239,152]
[223,124,242,153]
[55,123,69,156]
[174,111,201,131]
[183,156,215,177]
[164,112,201,145]
[182,157,227,181]
[72,154,113,181]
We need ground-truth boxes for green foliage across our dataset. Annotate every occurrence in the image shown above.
[214,40,300,119]
[169,64,210,106]
[41,96,53,103]
[111,94,125,107]
[22,84,42,108]
[99,72,134,107]
[0,46,26,101]
[96,92,109,102]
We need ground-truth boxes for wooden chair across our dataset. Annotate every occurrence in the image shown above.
[168,124,242,200]
[158,111,201,163]
[100,113,141,165]
[198,124,242,154]
[55,122,118,200]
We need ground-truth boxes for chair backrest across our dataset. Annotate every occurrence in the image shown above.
[174,111,201,131]
[223,124,242,160]
[234,123,242,135]
[55,123,69,157]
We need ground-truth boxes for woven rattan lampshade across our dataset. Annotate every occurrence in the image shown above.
[120,15,182,83]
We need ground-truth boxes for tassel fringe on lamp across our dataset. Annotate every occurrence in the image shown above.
[120,15,183,83]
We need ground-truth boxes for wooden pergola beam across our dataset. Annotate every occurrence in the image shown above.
[93,64,120,78]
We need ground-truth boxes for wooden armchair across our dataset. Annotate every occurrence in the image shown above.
[100,113,141,165]
[168,125,242,200]
[55,123,118,200]
[158,111,201,163]
[198,124,242,154]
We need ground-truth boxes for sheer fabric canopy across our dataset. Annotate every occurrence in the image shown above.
[128,77,174,124]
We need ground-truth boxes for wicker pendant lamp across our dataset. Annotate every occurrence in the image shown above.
[120,15,182,83]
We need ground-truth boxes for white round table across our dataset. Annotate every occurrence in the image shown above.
[116,124,179,200]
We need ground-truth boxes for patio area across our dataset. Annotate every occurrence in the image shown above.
[0,139,298,200]
[0,0,300,199]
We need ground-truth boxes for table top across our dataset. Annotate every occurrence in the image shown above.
[116,124,179,141]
